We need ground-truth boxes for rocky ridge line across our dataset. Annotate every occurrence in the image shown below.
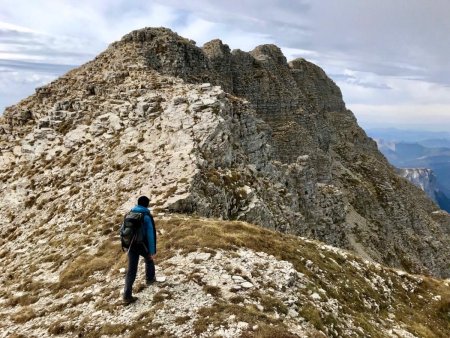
[0,27,449,278]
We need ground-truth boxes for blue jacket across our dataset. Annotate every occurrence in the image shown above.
[131,205,157,255]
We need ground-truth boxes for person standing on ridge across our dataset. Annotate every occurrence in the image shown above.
[122,196,157,305]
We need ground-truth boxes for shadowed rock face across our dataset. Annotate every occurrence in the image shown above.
[1,27,449,277]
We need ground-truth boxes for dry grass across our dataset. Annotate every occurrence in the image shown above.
[91,324,130,336]
[6,213,448,337]
[193,301,279,335]
[58,240,122,290]
[10,307,38,323]
[47,320,76,335]
[249,290,288,315]
[229,295,245,304]
[123,145,137,154]
[203,285,222,298]
[241,325,300,338]
[174,315,191,325]
[7,294,39,307]
[152,290,173,304]
[156,216,450,337]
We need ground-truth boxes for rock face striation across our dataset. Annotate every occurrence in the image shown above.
[0,27,449,278]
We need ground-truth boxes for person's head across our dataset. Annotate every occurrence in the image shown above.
[137,196,150,207]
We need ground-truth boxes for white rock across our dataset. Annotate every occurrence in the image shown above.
[241,282,253,288]
[119,268,126,273]
[310,292,321,300]
[237,321,248,329]
[156,276,167,282]
[195,252,211,261]
[288,309,298,318]
[200,83,211,89]
[396,270,407,277]
[202,98,216,106]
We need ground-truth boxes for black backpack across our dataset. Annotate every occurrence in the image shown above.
[120,211,148,251]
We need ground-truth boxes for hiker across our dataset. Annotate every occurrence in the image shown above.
[122,196,157,305]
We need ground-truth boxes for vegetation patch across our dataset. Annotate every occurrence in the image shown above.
[156,216,450,337]
[203,285,222,298]
[10,307,38,323]
[250,290,288,315]
[58,240,121,290]
[47,320,77,335]
[152,290,173,304]
[193,301,278,335]
[241,324,300,338]
[174,315,191,325]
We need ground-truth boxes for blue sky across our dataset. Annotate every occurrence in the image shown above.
[1,0,450,131]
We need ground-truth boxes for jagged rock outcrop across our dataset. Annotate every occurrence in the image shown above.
[0,27,449,281]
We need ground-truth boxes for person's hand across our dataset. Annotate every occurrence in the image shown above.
[148,254,155,261]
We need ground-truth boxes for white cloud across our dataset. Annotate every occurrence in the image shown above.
[0,70,55,111]
[350,103,450,131]
[337,74,450,130]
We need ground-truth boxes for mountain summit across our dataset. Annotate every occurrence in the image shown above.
[1,26,449,337]
[1,27,449,278]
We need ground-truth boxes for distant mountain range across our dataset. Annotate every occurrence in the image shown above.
[368,128,450,212]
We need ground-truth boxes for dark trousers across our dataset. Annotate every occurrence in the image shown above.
[124,244,155,298]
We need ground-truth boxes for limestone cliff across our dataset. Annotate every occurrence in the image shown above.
[0,27,449,280]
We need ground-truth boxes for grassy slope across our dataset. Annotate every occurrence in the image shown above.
[2,215,449,337]
[155,217,450,337]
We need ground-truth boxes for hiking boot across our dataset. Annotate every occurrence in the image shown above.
[146,278,156,286]
[123,296,138,305]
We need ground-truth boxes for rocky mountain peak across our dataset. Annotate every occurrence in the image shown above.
[1,26,449,337]
[0,26,449,281]
[250,44,287,65]
[119,26,196,46]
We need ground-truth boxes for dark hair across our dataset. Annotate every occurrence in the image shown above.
[137,196,150,207]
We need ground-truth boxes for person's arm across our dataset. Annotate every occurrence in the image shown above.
[149,213,157,251]
[145,213,156,256]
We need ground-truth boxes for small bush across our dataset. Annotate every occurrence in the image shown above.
[203,285,222,298]
[174,315,191,325]
[10,307,37,323]
[48,320,76,335]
